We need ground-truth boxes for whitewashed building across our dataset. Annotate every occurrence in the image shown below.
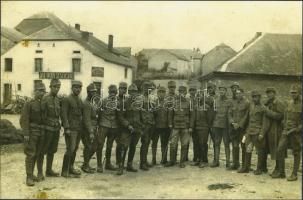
[1,12,134,104]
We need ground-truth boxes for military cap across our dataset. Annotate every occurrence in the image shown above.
[50,78,61,86]
[290,84,301,93]
[108,84,117,91]
[128,84,138,91]
[218,84,227,90]
[142,80,153,88]
[168,81,176,88]
[35,82,46,91]
[71,80,82,87]
[207,81,216,88]
[158,86,166,92]
[119,82,128,88]
[179,85,187,91]
[265,87,276,93]
[230,82,240,88]
[87,83,97,92]
[251,90,261,96]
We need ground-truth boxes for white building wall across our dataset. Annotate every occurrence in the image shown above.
[1,40,132,103]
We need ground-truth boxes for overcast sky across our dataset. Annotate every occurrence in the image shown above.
[1,1,302,54]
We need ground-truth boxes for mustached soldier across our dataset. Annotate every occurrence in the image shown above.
[81,83,98,173]
[61,80,83,178]
[275,85,302,181]
[20,82,46,186]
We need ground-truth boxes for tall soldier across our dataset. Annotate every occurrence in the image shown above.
[140,81,156,170]
[210,84,232,168]
[165,85,194,168]
[39,79,61,178]
[20,82,46,186]
[228,88,250,170]
[275,85,302,181]
[238,90,267,174]
[263,87,285,176]
[97,85,120,171]
[118,84,144,173]
[116,82,128,166]
[151,86,170,165]
[61,80,83,178]
[81,83,98,173]
[188,84,198,164]
[192,87,211,168]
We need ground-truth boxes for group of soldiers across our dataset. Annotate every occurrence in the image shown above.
[20,78,302,187]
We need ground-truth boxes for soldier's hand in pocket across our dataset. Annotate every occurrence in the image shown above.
[258,134,264,141]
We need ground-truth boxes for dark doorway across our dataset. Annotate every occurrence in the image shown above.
[3,83,12,105]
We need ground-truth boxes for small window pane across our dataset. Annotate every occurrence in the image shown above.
[35,58,43,72]
[17,84,22,91]
[4,58,13,72]
[124,68,128,78]
[72,58,81,72]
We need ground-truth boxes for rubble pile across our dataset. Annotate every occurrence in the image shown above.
[0,119,24,145]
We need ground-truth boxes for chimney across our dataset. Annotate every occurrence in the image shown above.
[81,31,89,41]
[108,34,113,51]
[75,23,80,30]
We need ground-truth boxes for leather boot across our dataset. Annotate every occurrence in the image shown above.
[254,151,263,175]
[180,146,187,168]
[69,153,81,175]
[225,147,230,168]
[116,147,125,175]
[96,150,103,173]
[25,158,35,186]
[272,159,286,178]
[46,154,59,177]
[287,154,300,181]
[152,147,157,166]
[61,155,79,178]
[161,147,168,164]
[238,152,251,173]
[270,160,279,177]
[241,144,246,169]
[262,153,268,173]
[228,147,240,170]
[203,146,209,163]
[36,155,45,181]
[210,145,220,168]
[165,146,177,167]
[140,146,149,171]
[126,162,138,172]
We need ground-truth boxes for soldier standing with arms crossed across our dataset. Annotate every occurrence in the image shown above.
[20,82,46,186]
[81,83,98,174]
[275,85,302,181]
[61,80,83,178]
[39,79,62,178]
[228,88,250,170]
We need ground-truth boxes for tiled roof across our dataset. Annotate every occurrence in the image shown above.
[1,26,25,55]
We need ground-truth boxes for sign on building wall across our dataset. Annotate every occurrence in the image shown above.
[92,66,104,77]
[39,72,74,79]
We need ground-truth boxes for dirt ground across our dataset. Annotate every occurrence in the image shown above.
[0,114,301,199]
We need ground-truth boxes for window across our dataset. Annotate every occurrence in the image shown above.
[124,68,128,79]
[72,58,81,72]
[4,58,12,72]
[36,50,43,53]
[73,50,81,54]
[35,58,43,72]
[17,84,21,91]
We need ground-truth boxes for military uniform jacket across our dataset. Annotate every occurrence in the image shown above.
[212,96,232,129]
[20,97,44,136]
[228,97,250,130]
[61,94,83,131]
[141,95,156,126]
[283,99,302,133]
[205,94,216,127]
[83,98,98,134]
[154,97,169,128]
[119,95,144,130]
[168,96,194,129]
[246,103,268,136]
[192,97,210,129]
[41,93,61,132]
[98,95,119,128]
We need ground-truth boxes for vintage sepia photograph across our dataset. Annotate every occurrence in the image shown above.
[0,1,302,199]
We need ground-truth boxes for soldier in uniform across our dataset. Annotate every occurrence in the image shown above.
[263,87,285,176]
[165,85,194,168]
[97,84,120,171]
[228,88,250,170]
[115,82,128,166]
[210,84,232,168]
[81,83,98,173]
[39,79,62,178]
[275,85,302,181]
[151,86,170,165]
[61,80,83,178]
[140,81,156,170]
[238,90,267,174]
[118,84,144,173]
[20,82,46,186]
[230,82,240,100]
[192,87,211,168]
[188,84,198,164]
